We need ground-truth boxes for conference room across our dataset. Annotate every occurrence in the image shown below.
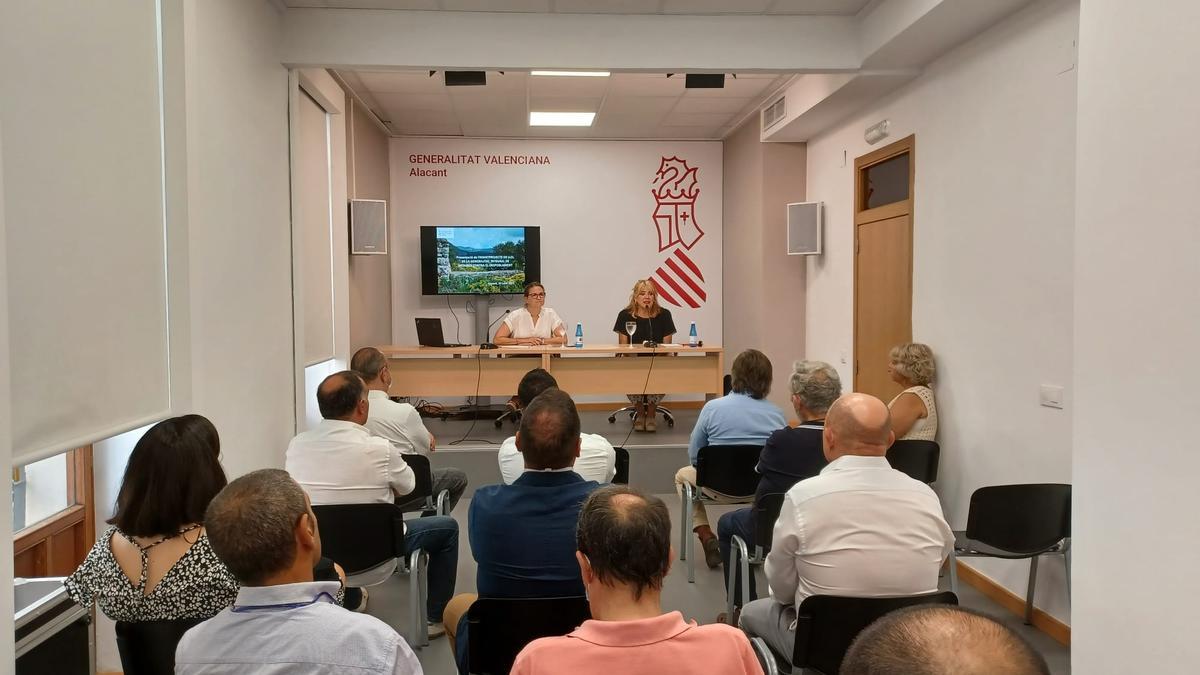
[1,0,1194,673]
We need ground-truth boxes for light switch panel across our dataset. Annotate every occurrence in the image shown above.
[1039,384,1065,409]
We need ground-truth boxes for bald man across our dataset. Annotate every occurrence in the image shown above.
[841,605,1050,675]
[739,393,953,659]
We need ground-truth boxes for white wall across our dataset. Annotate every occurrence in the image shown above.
[184,0,296,478]
[804,0,1077,623]
[387,138,723,402]
[1072,0,1200,669]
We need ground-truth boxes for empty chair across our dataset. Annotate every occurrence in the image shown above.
[467,596,591,675]
[613,446,630,484]
[886,439,940,483]
[311,503,430,647]
[399,453,452,516]
[681,444,763,582]
[948,483,1071,624]
[762,591,959,675]
[726,493,786,624]
[115,618,204,675]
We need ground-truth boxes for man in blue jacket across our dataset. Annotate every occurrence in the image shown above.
[443,387,602,673]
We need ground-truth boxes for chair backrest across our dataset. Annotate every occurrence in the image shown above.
[886,440,940,483]
[401,453,434,501]
[965,483,1071,554]
[696,445,764,497]
[793,591,959,674]
[613,446,630,484]
[753,493,787,549]
[115,618,205,675]
[467,596,591,675]
[311,503,407,575]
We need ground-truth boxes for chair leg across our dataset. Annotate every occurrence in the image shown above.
[948,550,959,595]
[1025,555,1039,625]
[749,637,780,675]
[738,539,751,618]
[726,537,741,625]
[684,485,696,583]
[679,486,689,562]
[436,489,450,516]
[409,550,430,648]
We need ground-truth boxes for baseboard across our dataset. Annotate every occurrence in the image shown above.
[575,401,705,411]
[955,561,1071,646]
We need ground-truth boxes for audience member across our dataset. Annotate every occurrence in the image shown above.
[176,469,422,674]
[444,388,601,673]
[497,368,616,484]
[740,393,953,658]
[886,342,938,440]
[65,415,239,622]
[286,371,459,638]
[841,605,1051,675]
[717,360,841,619]
[351,346,468,514]
[511,485,763,675]
[675,349,786,569]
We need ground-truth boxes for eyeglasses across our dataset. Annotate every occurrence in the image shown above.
[526,293,546,298]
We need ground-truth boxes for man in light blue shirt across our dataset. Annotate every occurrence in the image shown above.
[675,349,787,569]
[176,469,422,675]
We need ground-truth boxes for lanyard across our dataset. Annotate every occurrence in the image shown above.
[231,591,337,613]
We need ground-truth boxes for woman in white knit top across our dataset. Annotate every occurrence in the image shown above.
[886,342,938,441]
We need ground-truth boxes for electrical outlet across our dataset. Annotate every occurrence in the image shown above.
[1039,385,1065,409]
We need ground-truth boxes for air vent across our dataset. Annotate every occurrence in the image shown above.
[762,96,786,130]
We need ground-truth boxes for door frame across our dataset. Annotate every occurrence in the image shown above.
[853,134,916,392]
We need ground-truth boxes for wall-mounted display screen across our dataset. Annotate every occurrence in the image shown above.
[420,226,542,295]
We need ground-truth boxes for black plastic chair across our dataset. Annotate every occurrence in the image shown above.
[681,444,764,582]
[613,446,630,484]
[886,440,940,483]
[948,483,1071,624]
[311,503,430,647]
[726,493,786,623]
[114,617,204,675]
[760,591,959,675]
[466,596,591,675]
[400,453,451,515]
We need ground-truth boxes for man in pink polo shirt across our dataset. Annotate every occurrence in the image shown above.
[511,485,764,675]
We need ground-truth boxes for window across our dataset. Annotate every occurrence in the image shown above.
[862,152,910,210]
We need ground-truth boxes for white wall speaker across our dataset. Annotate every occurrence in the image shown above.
[350,199,388,255]
[787,201,823,256]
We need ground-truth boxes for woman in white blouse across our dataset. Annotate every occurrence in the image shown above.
[493,281,567,346]
[886,342,939,441]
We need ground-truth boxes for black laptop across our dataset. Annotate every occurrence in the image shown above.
[415,318,469,348]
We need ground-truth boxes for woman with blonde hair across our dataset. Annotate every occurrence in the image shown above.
[886,342,939,440]
[612,279,676,431]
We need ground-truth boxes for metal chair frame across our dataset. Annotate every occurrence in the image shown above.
[726,493,786,624]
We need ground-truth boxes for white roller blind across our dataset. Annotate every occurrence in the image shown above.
[1,1,172,465]
[297,90,336,365]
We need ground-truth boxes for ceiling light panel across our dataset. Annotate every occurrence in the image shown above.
[529,112,596,126]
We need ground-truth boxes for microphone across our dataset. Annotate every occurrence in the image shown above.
[479,309,511,350]
[642,314,658,348]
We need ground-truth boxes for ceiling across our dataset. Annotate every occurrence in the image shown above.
[337,69,794,139]
[286,0,873,15]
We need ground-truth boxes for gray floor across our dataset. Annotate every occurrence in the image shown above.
[384,410,1069,673]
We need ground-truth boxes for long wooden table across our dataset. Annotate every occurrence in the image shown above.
[379,344,724,398]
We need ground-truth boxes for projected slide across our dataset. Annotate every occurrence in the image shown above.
[435,226,527,294]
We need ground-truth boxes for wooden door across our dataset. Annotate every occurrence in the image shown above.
[855,215,912,400]
[13,446,96,577]
[854,135,915,399]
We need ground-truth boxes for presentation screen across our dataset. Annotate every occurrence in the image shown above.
[420,226,542,295]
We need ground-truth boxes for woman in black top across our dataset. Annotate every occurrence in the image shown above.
[612,279,676,432]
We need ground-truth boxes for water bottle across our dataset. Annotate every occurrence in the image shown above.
[688,321,698,347]
[575,322,584,348]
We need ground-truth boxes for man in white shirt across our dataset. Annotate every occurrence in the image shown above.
[739,392,953,659]
[497,368,616,485]
[352,346,468,514]
[285,370,459,638]
[177,469,422,674]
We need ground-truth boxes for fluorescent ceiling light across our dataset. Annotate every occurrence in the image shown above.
[531,70,611,77]
[529,112,596,127]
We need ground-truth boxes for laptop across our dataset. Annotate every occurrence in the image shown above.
[415,318,469,348]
